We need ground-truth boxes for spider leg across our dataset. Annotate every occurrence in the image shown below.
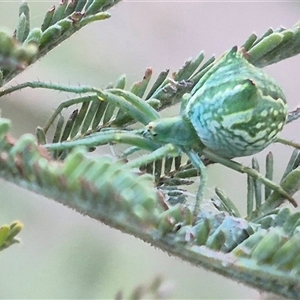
[202,148,298,207]
[275,137,300,151]
[286,106,300,124]
[128,145,207,216]
[128,144,179,169]
[44,95,99,133]
[184,149,207,216]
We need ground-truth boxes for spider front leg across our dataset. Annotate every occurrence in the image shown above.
[202,148,298,208]
[0,81,161,140]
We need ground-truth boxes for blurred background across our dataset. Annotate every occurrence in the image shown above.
[0,1,300,299]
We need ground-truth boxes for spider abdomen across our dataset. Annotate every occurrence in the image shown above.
[185,47,287,158]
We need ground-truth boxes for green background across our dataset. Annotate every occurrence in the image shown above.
[0,1,300,299]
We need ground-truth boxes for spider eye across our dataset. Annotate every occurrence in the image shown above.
[147,122,157,137]
[148,123,154,130]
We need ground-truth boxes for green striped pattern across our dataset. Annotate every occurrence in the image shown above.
[186,47,287,158]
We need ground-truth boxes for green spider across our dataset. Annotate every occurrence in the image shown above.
[1,46,298,216]
[145,46,297,213]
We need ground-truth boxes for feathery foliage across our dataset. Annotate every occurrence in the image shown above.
[1,1,300,299]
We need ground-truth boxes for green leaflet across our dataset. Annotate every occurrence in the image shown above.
[0,31,38,71]
[0,118,162,227]
[1,0,119,85]
[157,206,300,299]
[0,221,23,251]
